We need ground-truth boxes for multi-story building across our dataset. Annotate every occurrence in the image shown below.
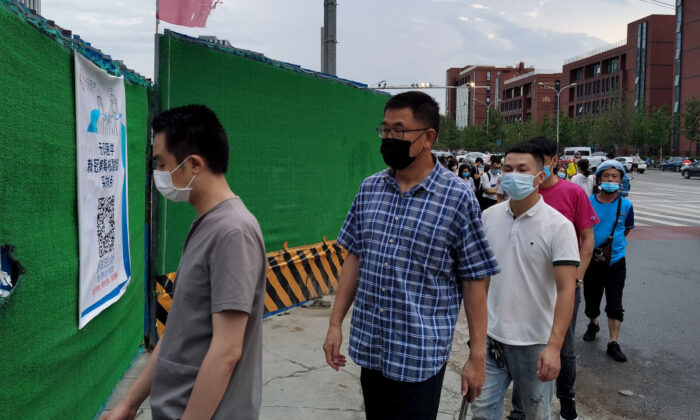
[673,0,700,155]
[445,62,533,128]
[446,9,698,155]
[562,15,676,126]
[499,71,562,123]
[562,40,628,119]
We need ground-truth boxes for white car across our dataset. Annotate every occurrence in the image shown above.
[585,156,607,172]
[615,156,647,173]
[457,152,487,164]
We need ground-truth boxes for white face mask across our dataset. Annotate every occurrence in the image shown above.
[153,156,196,202]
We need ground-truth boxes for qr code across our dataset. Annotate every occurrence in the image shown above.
[96,195,116,257]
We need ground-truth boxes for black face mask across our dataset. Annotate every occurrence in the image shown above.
[380,137,420,170]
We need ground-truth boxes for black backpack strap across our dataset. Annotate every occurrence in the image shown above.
[607,196,623,242]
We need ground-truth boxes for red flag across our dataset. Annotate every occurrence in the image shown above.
[157,0,220,28]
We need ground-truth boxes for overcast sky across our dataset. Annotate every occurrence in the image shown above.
[42,0,673,110]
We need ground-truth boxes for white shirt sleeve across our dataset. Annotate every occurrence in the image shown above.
[551,217,581,266]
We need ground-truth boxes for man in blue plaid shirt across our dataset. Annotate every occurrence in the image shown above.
[323,91,501,420]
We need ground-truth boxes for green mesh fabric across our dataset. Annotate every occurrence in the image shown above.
[0,2,148,418]
[156,31,388,273]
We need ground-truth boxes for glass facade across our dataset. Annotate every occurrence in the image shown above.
[673,0,683,151]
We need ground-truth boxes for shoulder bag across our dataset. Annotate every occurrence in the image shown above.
[592,197,622,265]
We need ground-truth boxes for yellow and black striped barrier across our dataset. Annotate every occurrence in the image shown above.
[155,238,347,338]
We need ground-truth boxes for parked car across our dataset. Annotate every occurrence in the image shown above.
[615,156,647,174]
[457,151,487,164]
[660,156,688,172]
[681,161,700,179]
[591,151,608,157]
[586,156,607,172]
[433,150,455,160]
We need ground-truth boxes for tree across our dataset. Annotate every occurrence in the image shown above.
[591,111,617,152]
[503,119,536,148]
[681,96,700,151]
[484,109,507,152]
[627,107,648,152]
[645,105,672,156]
[437,115,461,150]
[557,115,579,149]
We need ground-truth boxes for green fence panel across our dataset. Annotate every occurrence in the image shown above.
[0,2,149,418]
[156,31,388,274]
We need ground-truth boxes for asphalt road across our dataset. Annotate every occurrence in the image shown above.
[624,167,700,227]
[572,169,700,419]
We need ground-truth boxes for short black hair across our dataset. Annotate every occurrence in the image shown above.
[475,157,484,164]
[385,91,440,136]
[505,142,545,169]
[526,136,557,158]
[490,155,502,165]
[152,105,229,174]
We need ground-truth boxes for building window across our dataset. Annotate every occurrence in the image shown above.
[572,68,583,82]
[635,21,648,108]
[487,72,491,81]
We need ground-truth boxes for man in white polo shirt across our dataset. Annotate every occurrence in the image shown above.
[471,142,579,420]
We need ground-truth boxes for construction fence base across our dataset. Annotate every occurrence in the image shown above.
[155,239,346,338]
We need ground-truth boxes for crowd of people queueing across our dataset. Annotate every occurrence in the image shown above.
[439,151,600,212]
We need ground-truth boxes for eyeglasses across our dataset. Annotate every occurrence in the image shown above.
[376,127,429,140]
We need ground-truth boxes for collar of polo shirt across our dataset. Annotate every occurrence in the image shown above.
[505,195,544,218]
[383,156,442,194]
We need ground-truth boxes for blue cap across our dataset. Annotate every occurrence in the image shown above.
[595,159,626,179]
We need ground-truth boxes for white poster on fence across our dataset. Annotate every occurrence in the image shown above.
[75,53,132,329]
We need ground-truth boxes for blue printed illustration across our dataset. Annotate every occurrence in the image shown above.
[87,93,109,134]
[87,90,122,137]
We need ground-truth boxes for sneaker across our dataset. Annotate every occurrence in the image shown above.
[583,322,599,341]
[607,341,627,362]
[559,398,578,420]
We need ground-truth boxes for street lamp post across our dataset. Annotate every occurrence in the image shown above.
[473,98,494,138]
[538,82,576,155]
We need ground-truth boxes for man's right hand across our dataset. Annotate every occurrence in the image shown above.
[99,400,138,420]
[322,325,346,371]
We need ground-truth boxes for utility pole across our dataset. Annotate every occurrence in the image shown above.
[321,0,337,75]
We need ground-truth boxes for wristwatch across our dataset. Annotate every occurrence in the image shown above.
[576,278,583,286]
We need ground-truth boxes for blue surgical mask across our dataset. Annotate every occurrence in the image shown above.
[492,168,501,175]
[501,172,539,200]
[462,173,469,178]
[543,166,551,180]
[557,171,567,179]
[600,182,620,193]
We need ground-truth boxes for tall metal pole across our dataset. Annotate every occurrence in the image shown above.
[486,106,490,138]
[321,0,337,75]
[556,90,560,155]
[540,82,575,156]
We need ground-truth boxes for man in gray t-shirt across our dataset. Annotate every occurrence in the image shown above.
[102,105,266,420]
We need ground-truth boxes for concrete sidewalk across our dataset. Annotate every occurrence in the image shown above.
[100,301,629,419]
